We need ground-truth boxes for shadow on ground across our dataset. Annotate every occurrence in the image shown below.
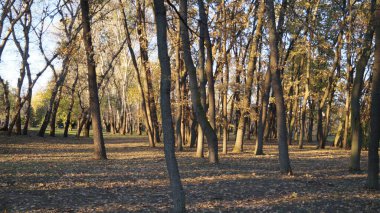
[0,133,379,212]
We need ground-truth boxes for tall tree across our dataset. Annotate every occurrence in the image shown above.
[265,0,292,174]
[8,1,33,135]
[234,0,265,153]
[367,0,379,190]
[80,0,107,160]
[342,0,353,149]
[119,0,155,147]
[153,0,186,211]
[179,0,218,163]
[37,2,79,137]
[136,0,160,145]
[350,0,375,171]
[196,0,207,156]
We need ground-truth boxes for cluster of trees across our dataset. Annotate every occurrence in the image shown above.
[0,0,379,210]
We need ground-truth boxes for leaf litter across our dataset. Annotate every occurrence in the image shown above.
[0,133,379,212]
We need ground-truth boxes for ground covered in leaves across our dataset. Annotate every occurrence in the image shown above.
[1,132,379,212]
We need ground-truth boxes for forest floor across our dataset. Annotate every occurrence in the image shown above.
[0,131,379,212]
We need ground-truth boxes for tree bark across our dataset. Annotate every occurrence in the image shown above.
[0,77,10,131]
[49,86,63,137]
[265,0,292,174]
[367,0,380,189]
[180,0,218,163]
[8,8,32,135]
[220,0,229,155]
[350,0,375,171]
[198,0,216,129]
[153,0,186,210]
[288,59,301,145]
[342,0,353,149]
[38,62,69,137]
[196,0,207,156]
[298,0,319,147]
[80,0,107,160]
[136,0,160,144]
[119,0,155,147]
[307,99,314,143]
[233,0,265,153]
[175,19,184,152]
[64,70,79,137]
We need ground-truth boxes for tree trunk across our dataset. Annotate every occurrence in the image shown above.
[0,77,10,131]
[196,125,204,157]
[153,0,186,210]
[136,0,160,144]
[22,94,32,135]
[84,118,90,137]
[350,0,375,171]
[334,121,343,147]
[196,1,207,155]
[234,0,265,153]
[190,118,197,148]
[8,49,26,135]
[50,86,63,137]
[288,61,300,146]
[221,0,229,155]
[119,0,155,147]
[175,19,184,152]
[316,29,343,149]
[317,102,324,148]
[80,0,107,160]
[255,69,271,155]
[307,99,314,143]
[367,1,379,189]
[343,0,353,149]
[198,0,216,129]
[299,52,311,148]
[64,71,78,137]
[38,63,69,137]
[266,0,292,174]
[180,0,218,163]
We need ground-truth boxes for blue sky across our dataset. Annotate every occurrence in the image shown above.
[0,0,59,93]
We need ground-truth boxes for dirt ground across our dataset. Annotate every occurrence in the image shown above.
[0,132,379,212]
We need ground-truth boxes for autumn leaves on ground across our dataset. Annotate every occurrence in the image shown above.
[1,133,379,212]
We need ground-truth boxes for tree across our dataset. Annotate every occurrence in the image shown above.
[179,0,218,163]
[350,0,376,171]
[136,0,160,145]
[0,76,10,131]
[265,0,292,174]
[37,1,79,137]
[367,0,380,190]
[119,0,156,147]
[64,67,79,137]
[234,0,265,153]
[153,0,186,211]
[80,0,107,160]
[0,0,31,60]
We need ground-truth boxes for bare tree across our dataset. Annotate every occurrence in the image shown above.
[0,0,31,60]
